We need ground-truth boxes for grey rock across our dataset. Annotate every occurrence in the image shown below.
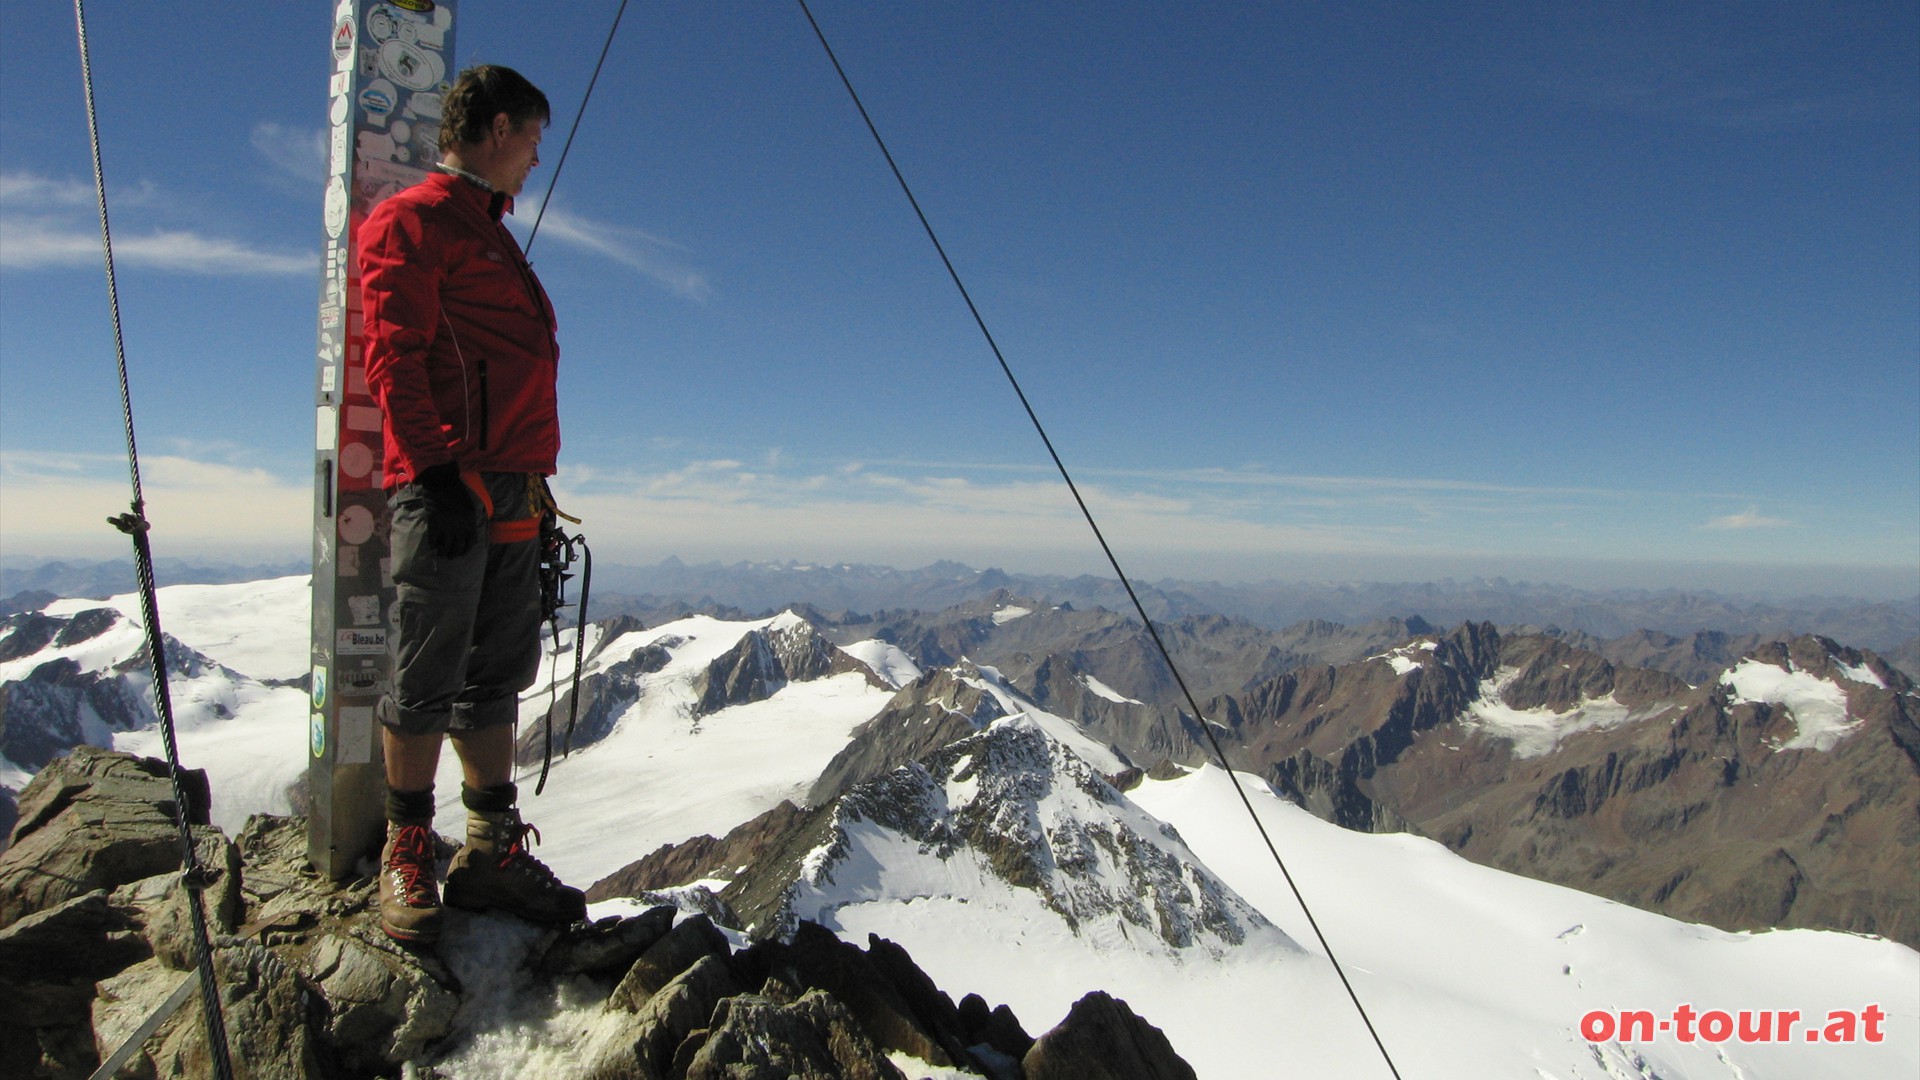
[0,746,211,931]
[93,941,319,1080]
[308,929,459,1071]
[609,914,729,1013]
[684,989,906,1080]
[536,905,677,980]
[591,953,742,1080]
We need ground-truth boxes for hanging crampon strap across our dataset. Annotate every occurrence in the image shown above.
[531,477,591,795]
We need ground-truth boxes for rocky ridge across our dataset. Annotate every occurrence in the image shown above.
[595,716,1284,964]
[0,747,1199,1080]
[1214,625,1920,945]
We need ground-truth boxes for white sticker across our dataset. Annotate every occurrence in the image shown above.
[359,78,398,125]
[324,175,348,237]
[338,705,374,765]
[316,406,338,451]
[336,627,386,655]
[378,39,443,91]
[347,594,382,626]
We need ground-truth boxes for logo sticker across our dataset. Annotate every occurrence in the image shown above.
[312,665,329,711]
[332,16,355,61]
[310,710,326,758]
[390,0,436,11]
[337,627,388,655]
[359,79,397,122]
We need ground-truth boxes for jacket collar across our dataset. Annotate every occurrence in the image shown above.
[430,166,513,220]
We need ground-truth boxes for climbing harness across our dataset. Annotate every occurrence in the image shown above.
[532,478,593,796]
[793,3,1405,1076]
[71,2,236,1077]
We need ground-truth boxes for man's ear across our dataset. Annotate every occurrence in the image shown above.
[491,111,513,142]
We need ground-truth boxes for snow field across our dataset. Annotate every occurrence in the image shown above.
[1720,658,1862,751]
[435,613,899,892]
[1128,766,1919,1079]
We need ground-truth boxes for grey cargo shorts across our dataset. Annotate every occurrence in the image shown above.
[378,471,544,736]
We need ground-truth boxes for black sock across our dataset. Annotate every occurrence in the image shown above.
[462,782,517,814]
[386,786,435,825]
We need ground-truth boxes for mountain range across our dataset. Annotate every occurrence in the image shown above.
[0,574,1915,1077]
[8,555,1916,658]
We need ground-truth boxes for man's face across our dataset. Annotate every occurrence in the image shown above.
[492,115,543,196]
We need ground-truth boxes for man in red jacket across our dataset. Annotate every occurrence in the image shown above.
[359,65,584,945]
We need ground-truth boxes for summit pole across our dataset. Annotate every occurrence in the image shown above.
[307,0,460,880]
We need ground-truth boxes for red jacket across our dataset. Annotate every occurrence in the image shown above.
[359,170,560,487]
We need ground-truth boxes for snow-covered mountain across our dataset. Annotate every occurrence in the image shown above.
[1,578,1915,1077]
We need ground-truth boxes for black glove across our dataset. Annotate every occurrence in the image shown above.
[414,463,480,559]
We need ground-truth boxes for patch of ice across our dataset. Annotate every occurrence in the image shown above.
[1080,673,1143,705]
[990,606,1032,625]
[840,639,924,688]
[1457,667,1635,758]
[1721,660,1860,752]
[1835,661,1886,690]
[1369,640,1437,677]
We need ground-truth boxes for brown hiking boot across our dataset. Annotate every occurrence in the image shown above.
[378,823,444,944]
[443,807,586,925]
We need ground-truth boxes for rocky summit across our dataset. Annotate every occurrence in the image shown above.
[0,747,1199,1079]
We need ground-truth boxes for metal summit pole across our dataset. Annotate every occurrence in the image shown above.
[307,0,460,880]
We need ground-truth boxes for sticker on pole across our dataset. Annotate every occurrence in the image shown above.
[324,176,348,238]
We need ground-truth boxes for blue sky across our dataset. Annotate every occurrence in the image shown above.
[2,2,1915,597]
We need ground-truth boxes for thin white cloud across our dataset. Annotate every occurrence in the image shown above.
[511,197,713,302]
[1703,507,1792,530]
[0,169,312,275]
[0,216,313,274]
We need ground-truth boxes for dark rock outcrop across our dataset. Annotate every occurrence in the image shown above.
[692,617,884,716]
[807,666,1006,803]
[682,988,905,1080]
[1023,990,1197,1080]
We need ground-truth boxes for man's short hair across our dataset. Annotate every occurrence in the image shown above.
[438,65,551,153]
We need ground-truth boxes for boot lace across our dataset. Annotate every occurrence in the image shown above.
[497,815,565,888]
[387,824,438,902]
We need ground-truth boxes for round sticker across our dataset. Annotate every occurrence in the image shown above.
[338,504,376,545]
[324,176,348,238]
[310,711,326,758]
[340,441,375,478]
